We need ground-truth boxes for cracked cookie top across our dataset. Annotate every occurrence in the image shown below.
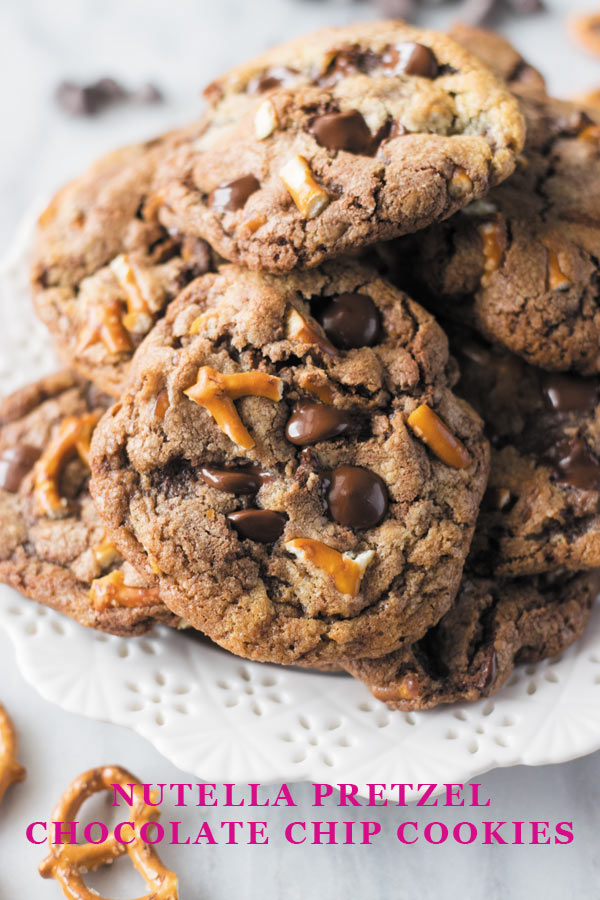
[89,261,489,666]
[30,131,217,398]
[153,21,524,273]
[453,331,600,576]
[0,372,177,635]
[345,568,597,711]
[388,90,600,374]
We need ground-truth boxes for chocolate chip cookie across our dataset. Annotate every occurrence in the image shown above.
[89,261,489,666]
[0,373,177,635]
[345,569,597,711]
[387,90,600,374]
[31,132,216,398]
[448,23,546,92]
[453,332,600,576]
[154,21,524,273]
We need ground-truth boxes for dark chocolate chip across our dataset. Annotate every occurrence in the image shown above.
[0,445,41,493]
[309,110,373,154]
[209,175,260,213]
[133,82,163,104]
[247,66,298,95]
[181,236,212,276]
[199,464,270,495]
[540,373,599,413]
[547,436,600,491]
[314,293,382,349]
[285,402,354,446]
[390,42,439,78]
[227,509,287,542]
[324,465,389,529]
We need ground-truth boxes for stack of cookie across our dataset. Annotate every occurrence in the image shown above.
[1,21,598,711]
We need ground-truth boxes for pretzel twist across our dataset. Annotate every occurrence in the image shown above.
[33,412,101,517]
[0,702,26,805]
[39,765,178,900]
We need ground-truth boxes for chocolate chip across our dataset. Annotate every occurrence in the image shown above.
[309,110,373,154]
[132,82,163,104]
[325,465,388,528]
[541,373,599,413]
[285,402,354,446]
[247,66,298,95]
[546,436,600,491]
[55,77,162,117]
[227,509,287,542]
[0,445,41,493]
[181,236,212,276]
[199,464,270,494]
[390,42,439,78]
[313,293,382,349]
[209,175,260,213]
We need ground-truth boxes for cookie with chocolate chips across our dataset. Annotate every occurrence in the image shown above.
[31,131,217,398]
[0,372,178,635]
[345,569,597,711]
[89,261,489,666]
[385,90,600,374]
[154,21,524,273]
[453,332,600,576]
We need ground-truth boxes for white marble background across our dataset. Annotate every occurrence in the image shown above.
[1,0,600,895]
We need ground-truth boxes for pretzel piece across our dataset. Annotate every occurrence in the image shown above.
[184,366,283,449]
[89,570,162,611]
[279,155,330,219]
[77,299,133,357]
[285,538,374,595]
[33,412,101,517]
[407,404,472,469]
[0,702,26,806]
[39,765,178,900]
[286,307,337,357]
[110,254,154,335]
[478,220,505,286]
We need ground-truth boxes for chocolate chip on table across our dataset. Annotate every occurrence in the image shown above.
[55,77,163,117]
[227,509,287,542]
[285,402,354,446]
[313,293,382,350]
[0,445,41,493]
[209,175,260,213]
[324,465,389,529]
[309,110,374,154]
[540,373,599,413]
[199,464,270,494]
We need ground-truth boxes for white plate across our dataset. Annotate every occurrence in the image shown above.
[3,207,600,800]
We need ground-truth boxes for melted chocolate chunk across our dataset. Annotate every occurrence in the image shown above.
[199,464,270,494]
[309,110,373,155]
[285,402,354,446]
[314,293,382,350]
[540,373,599,413]
[247,66,298,95]
[388,42,439,78]
[0,445,41,492]
[546,436,600,491]
[209,175,260,213]
[227,509,287,542]
[325,465,388,529]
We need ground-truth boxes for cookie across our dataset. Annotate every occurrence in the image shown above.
[31,132,216,398]
[154,21,524,273]
[448,23,546,92]
[345,569,597,711]
[385,90,600,374]
[0,373,178,635]
[89,261,489,666]
[453,331,600,576]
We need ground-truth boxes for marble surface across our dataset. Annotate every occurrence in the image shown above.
[1,0,600,895]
